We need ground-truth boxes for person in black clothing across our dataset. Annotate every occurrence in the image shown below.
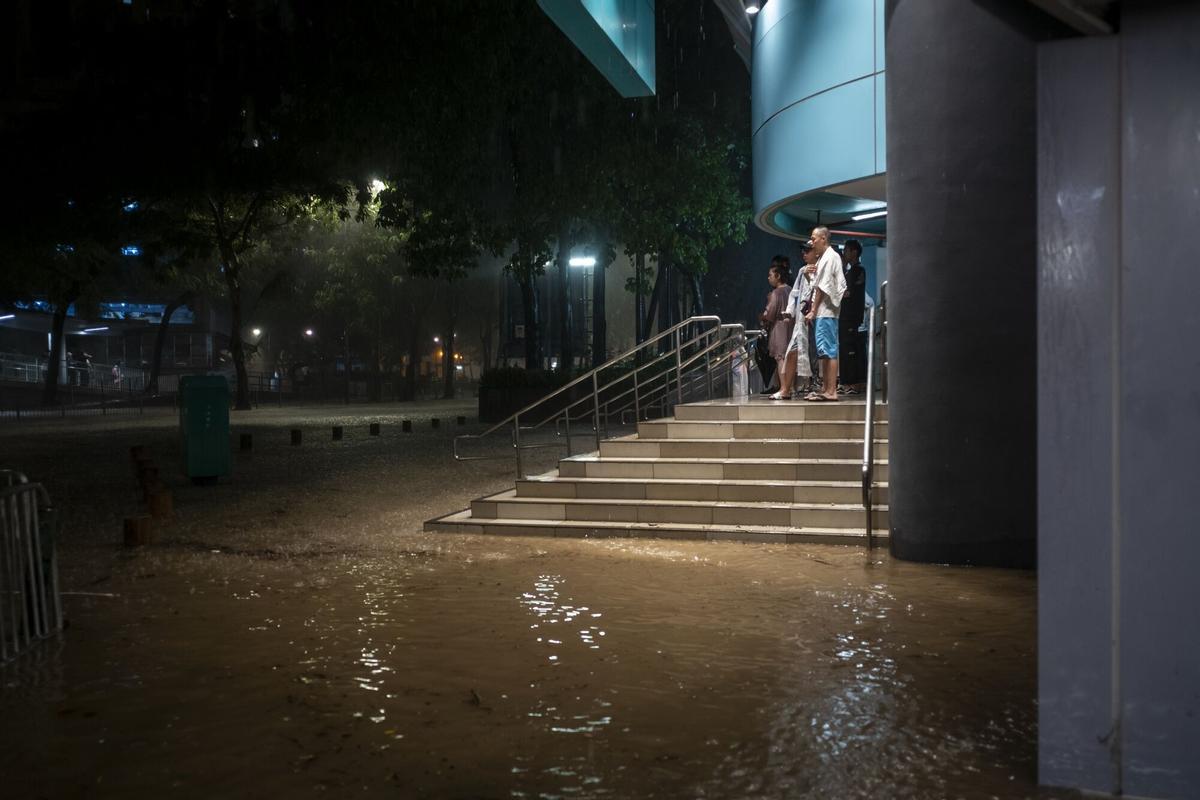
[838,239,868,393]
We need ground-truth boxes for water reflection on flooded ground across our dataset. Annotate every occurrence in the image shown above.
[0,407,1074,799]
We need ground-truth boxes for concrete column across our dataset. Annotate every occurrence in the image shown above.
[1114,4,1200,796]
[1038,5,1200,796]
[883,0,1038,566]
[1036,35,1120,793]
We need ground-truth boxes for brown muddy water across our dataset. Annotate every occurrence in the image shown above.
[0,404,1073,799]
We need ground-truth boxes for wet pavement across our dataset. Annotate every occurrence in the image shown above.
[0,403,1074,799]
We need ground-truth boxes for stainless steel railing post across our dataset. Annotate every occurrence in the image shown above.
[674,327,683,406]
[633,367,641,421]
[880,281,889,405]
[513,413,523,479]
[862,306,878,550]
[705,329,714,400]
[563,404,572,457]
[592,372,602,452]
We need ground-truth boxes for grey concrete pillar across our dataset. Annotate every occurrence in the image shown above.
[1037,35,1120,793]
[1038,6,1200,795]
[884,0,1038,566]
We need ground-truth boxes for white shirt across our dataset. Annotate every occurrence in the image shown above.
[813,247,846,319]
[784,269,812,318]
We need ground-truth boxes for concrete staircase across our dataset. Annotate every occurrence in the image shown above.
[426,398,888,545]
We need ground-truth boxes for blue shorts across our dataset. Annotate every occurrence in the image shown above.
[814,318,839,359]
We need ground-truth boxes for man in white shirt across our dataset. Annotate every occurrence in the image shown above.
[803,226,847,401]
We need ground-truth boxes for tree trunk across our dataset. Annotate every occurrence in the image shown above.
[643,259,664,340]
[441,308,457,400]
[657,260,672,334]
[343,328,351,405]
[519,276,541,370]
[592,256,607,367]
[369,323,383,403]
[686,270,705,316]
[634,253,646,344]
[405,314,422,401]
[556,227,573,374]
[218,251,252,410]
[41,291,75,406]
[479,326,493,374]
[147,291,193,395]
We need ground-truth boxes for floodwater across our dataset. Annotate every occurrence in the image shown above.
[0,404,1073,799]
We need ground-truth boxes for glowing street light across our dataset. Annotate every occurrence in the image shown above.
[0,314,14,321]
[568,256,596,268]
[304,328,315,337]
[251,327,262,337]
[745,1,760,14]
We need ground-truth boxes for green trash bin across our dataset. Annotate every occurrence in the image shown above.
[179,375,231,482]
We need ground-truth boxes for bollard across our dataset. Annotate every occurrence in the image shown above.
[431,418,440,430]
[148,490,174,520]
[142,478,163,502]
[457,415,467,426]
[239,433,253,451]
[133,456,154,479]
[123,515,154,547]
[402,420,412,433]
[137,464,160,486]
[332,425,343,441]
[291,428,302,446]
[369,422,381,436]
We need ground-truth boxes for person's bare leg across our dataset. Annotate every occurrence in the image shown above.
[780,350,797,397]
[823,357,839,400]
[771,357,789,398]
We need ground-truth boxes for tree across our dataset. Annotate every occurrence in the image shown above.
[0,198,131,405]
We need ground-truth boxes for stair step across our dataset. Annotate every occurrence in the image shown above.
[558,456,888,482]
[601,437,888,460]
[426,508,889,546]
[516,477,888,505]
[471,490,888,530]
[637,419,888,440]
[674,399,888,422]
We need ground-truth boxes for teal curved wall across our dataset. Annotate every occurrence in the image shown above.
[751,0,885,235]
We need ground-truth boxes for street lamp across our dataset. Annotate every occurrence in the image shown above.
[251,327,262,337]
[304,328,315,337]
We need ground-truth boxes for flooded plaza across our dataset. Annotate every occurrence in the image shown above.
[0,404,1074,799]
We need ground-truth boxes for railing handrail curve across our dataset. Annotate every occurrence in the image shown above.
[454,315,757,476]
[464,315,723,444]
[862,281,887,550]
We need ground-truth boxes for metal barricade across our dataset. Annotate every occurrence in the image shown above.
[0,472,63,663]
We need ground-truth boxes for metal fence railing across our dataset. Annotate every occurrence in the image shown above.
[0,471,63,663]
[0,351,149,393]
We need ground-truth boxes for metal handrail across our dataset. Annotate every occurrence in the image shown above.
[571,328,755,442]
[861,281,887,548]
[862,305,878,548]
[879,280,889,403]
[454,315,755,477]
[552,322,747,433]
